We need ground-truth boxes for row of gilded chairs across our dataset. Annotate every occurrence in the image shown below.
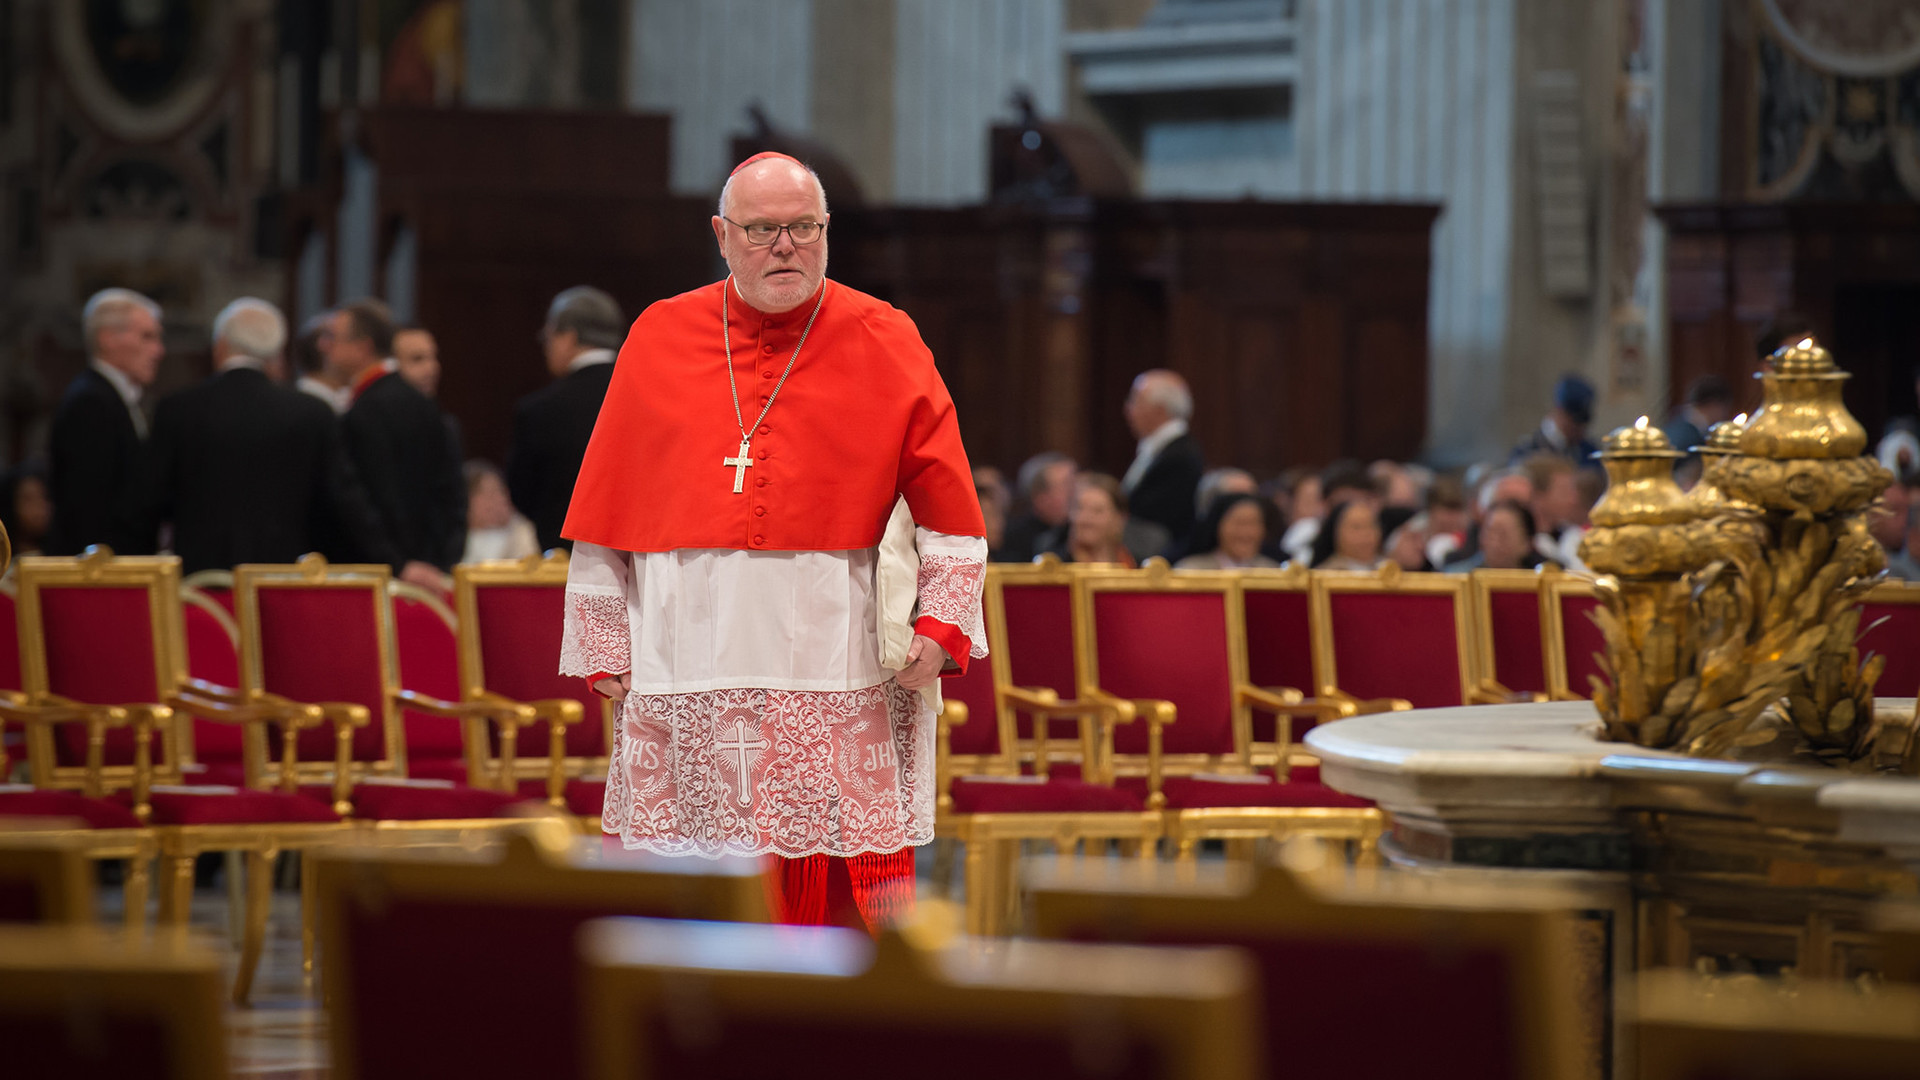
[936,557,1920,933]
[8,825,1920,1080]
[0,548,610,1002]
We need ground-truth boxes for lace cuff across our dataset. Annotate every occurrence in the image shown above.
[914,529,988,661]
[560,588,631,678]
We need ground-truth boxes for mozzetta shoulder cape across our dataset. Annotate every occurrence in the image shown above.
[562,278,985,553]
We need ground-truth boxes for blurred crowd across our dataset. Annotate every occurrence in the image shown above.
[1,285,626,589]
[976,360,1920,583]
[5,288,1916,588]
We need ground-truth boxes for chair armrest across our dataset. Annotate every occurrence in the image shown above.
[935,699,968,810]
[1320,688,1411,715]
[998,686,1138,783]
[1084,688,1175,807]
[1467,679,1548,705]
[183,678,248,705]
[165,693,328,792]
[392,688,533,721]
[466,692,584,804]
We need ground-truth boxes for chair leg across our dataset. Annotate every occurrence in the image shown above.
[929,836,957,898]
[300,852,318,982]
[991,838,1022,936]
[158,854,195,928]
[225,851,246,945]
[961,838,993,938]
[121,856,151,931]
[232,849,275,1007]
[1224,837,1256,863]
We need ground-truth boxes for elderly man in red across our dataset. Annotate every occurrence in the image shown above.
[559,153,986,930]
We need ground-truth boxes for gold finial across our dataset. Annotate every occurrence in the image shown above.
[1598,416,1684,460]
[1743,334,1868,459]
[1695,413,1748,456]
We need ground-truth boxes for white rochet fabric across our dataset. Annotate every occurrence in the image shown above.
[561,531,987,858]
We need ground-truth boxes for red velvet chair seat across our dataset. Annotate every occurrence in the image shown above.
[0,789,144,829]
[512,778,607,817]
[406,756,471,784]
[138,787,342,826]
[949,777,1145,814]
[349,782,529,821]
[1157,775,1374,811]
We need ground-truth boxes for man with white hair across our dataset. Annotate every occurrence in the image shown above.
[146,297,398,574]
[1120,368,1205,542]
[47,287,165,555]
[560,152,986,930]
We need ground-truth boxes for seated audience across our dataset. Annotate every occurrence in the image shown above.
[974,466,1011,557]
[0,460,51,558]
[1663,374,1736,488]
[1282,460,1377,566]
[1520,453,1590,569]
[999,451,1075,563]
[1381,507,1434,572]
[1875,480,1917,581]
[461,461,540,563]
[1423,475,1471,567]
[1309,500,1383,572]
[1176,492,1280,570]
[1048,473,1140,567]
[1370,459,1424,508]
[1445,500,1546,572]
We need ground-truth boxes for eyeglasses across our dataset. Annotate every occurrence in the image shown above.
[722,217,826,246]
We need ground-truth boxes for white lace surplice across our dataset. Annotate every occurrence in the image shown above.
[560,531,986,858]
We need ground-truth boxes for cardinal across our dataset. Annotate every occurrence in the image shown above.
[559,152,986,931]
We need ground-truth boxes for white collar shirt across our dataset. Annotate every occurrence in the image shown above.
[297,374,350,416]
[566,348,616,374]
[218,354,268,374]
[1122,418,1188,493]
[89,358,147,438]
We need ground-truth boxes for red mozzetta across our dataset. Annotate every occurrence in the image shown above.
[563,278,985,553]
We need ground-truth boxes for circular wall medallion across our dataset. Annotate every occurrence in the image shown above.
[53,0,231,143]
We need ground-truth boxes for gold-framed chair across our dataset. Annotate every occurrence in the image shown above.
[1029,859,1586,1080]
[1540,572,1605,701]
[0,924,231,1079]
[0,550,352,991]
[581,910,1260,1080]
[228,554,577,831]
[934,562,1159,936]
[1861,579,1920,699]
[450,553,605,824]
[1236,564,1362,766]
[315,823,766,1080]
[1075,564,1380,863]
[1629,969,1920,1080]
[1307,564,1473,711]
[1465,567,1559,703]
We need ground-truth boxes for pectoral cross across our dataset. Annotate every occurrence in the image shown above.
[722,439,754,493]
[715,719,771,807]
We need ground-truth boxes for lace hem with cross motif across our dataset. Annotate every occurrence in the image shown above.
[600,680,933,858]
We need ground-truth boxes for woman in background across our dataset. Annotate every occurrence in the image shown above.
[460,460,540,563]
[1177,492,1280,570]
[1309,500,1383,572]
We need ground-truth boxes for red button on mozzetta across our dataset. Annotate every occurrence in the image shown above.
[754,506,767,517]
[756,476,769,487]
[753,535,766,545]
[761,344,775,355]
[761,370,775,379]
[759,425,771,435]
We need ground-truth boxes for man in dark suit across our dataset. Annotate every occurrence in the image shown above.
[506,286,627,551]
[46,288,164,555]
[146,298,399,574]
[1119,368,1205,544]
[334,299,467,583]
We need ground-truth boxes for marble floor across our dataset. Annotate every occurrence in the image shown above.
[100,878,328,1079]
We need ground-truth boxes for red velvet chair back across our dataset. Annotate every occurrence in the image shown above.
[943,648,1002,757]
[179,588,243,767]
[1481,580,1548,696]
[1083,574,1237,757]
[0,588,19,694]
[389,585,465,772]
[1860,587,1920,699]
[1239,576,1319,741]
[236,564,396,767]
[37,587,166,768]
[1546,585,1608,700]
[1313,574,1473,709]
[465,583,605,758]
[997,569,1080,742]
[317,841,765,1080]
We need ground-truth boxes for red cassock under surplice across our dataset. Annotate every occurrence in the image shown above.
[559,276,986,930]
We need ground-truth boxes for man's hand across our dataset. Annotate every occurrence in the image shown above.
[896,634,948,691]
[400,560,451,591]
[593,673,632,698]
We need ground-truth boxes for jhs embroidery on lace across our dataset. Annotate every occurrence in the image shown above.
[916,554,988,659]
[558,589,631,677]
[602,682,933,859]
